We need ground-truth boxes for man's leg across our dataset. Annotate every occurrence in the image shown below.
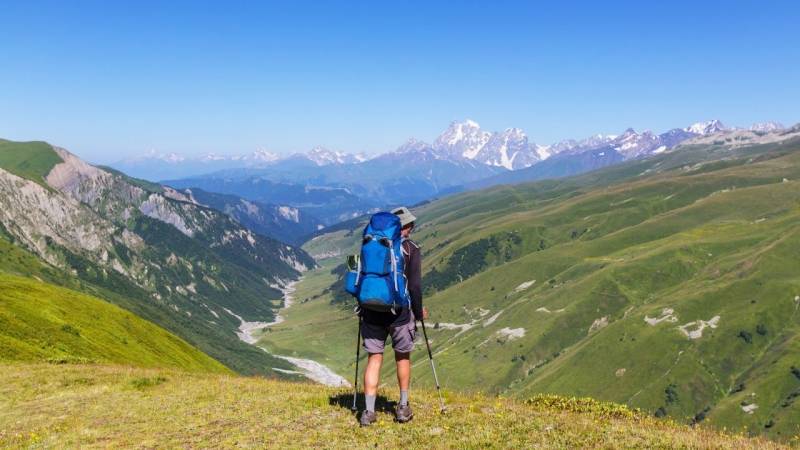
[395,351,410,405]
[363,353,383,412]
[391,318,416,422]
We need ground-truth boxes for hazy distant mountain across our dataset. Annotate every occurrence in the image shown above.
[113,118,783,182]
[297,146,368,166]
[684,119,729,135]
[112,149,281,180]
[750,121,785,132]
[117,118,788,216]
[184,188,324,246]
[164,175,377,226]
[166,139,505,224]
[111,147,367,181]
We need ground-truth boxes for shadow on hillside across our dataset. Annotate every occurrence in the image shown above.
[329,393,397,415]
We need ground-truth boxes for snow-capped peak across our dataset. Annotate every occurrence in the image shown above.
[749,121,785,132]
[352,153,369,163]
[200,153,226,162]
[504,127,525,137]
[394,138,433,154]
[248,149,280,163]
[304,146,362,166]
[433,119,491,159]
[475,127,534,170]
[159,152,185,163]
[464,119,480,128]
[306,145,342,166]
[685,120,728,135]
[125,150,186,164]
[612,128,661,157]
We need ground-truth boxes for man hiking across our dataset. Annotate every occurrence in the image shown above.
[359,206,425,426]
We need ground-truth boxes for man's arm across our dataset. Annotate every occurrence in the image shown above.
[405,241,423,319]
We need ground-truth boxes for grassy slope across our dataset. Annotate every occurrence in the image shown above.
[267,139,800,441]
[97,165,165,193]
[0,273,229,373]
[0,139,61,188]
[0,363,782,448]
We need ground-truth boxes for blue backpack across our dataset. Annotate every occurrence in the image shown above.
[344,212,410,312]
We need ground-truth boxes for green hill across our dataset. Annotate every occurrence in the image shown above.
[0,139,61,188]
[260,137,800,441]
[0,363,781,448]
[0,274,229,373]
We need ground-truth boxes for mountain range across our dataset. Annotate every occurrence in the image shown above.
[112,119,785,180]
[112,146,368,181]
[152,119,790,226]
[182,187,324,246]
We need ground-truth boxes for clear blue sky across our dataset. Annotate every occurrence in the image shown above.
[1,0,798,162]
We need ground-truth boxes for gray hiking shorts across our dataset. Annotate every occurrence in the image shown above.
[361,314,417,354]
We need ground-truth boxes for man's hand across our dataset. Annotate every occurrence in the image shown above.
[422,307,429,320]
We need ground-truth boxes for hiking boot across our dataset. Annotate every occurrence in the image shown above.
[395,403,413,423]
[360,410,377,427]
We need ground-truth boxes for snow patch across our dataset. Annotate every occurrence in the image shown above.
[277,206,300,223]
[678,316,720,339]
[435,322,475,336]
[741,403,758,414]
[496,327,525,341]
[644,308,679,326]
[588,316,608,333]
[514,280,536,293]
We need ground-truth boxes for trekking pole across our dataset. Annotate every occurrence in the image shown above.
[351,316,362,412]
[420,318,447,413]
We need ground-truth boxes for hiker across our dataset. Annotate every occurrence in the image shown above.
[359,206,425,426]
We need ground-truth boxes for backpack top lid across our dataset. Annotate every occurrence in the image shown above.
[364,211,402,241]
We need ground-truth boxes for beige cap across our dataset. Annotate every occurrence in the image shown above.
[391,206,417,227]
